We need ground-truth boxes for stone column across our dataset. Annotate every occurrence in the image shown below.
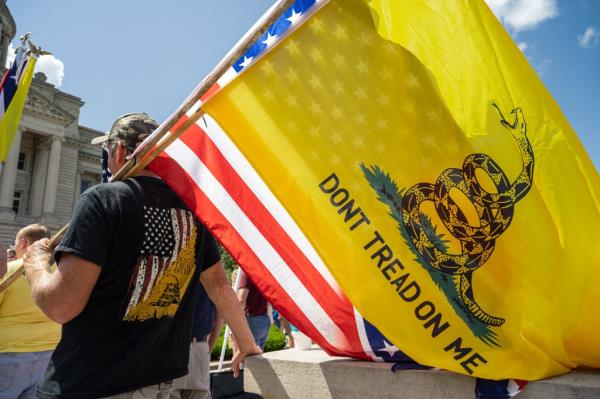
[29,143,49,217]
[42,135,62,218]
[0,128,22,220]
[0,32,9,68]
[0,32,4,64]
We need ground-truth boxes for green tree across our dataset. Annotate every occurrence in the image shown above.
[218,244,238,281]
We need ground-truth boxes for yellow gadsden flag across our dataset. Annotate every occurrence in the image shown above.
[0,51,36,164]
[201,0,600,379]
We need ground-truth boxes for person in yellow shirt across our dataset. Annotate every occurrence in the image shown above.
[0,239,6,279]
[0,224,60,399]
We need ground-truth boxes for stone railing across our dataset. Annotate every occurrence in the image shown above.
[243,347,600,399]
[15,214,41,225]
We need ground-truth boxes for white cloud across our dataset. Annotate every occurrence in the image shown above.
[535,58,552,76]
[34,54,65,88]
[4,43,65,88]
[486,0,511,13]
[517,41,528,52]
[577,26,600,48]
[485,0,558,31]
[5,43,15,68]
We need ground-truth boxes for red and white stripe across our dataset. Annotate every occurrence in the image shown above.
[0,49,29,119]
[149,111,373,359]
[145,0,379,360]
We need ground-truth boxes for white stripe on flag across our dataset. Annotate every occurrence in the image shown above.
[14,57,27,85]
[145,256,160,301]
[216,69,238,88]
[127,257,147,313]
[164,138,348,349]
[507,380,522,397]
[354,308,383,362]
[199,114,344,297]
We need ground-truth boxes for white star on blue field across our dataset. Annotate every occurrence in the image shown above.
[9,0,600,169]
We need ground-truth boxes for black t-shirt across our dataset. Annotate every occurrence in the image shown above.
[37,176,220,399]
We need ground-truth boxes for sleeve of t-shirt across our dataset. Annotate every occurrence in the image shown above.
[238,269,251,289]
[54,188,114,268]
[196,224,220,273]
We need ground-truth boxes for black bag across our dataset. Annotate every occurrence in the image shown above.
[210,369,262,399]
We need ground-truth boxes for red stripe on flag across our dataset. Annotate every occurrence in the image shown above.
[172,116,366,354]
[0,66,11,92]
[149,151,362,357]
[200,83,221,102]
[141,256,153,300]
[179,119,342,300]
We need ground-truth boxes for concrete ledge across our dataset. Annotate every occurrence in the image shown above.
[244,347,600,399]
[210,360,232,372]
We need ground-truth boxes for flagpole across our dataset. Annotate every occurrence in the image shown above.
[0,0,295,293]
[110,0,295,180]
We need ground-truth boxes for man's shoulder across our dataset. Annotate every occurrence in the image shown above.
[75,181,138,216]
[82,180,135,199]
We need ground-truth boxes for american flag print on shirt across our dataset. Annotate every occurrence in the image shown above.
[123,206,197,321]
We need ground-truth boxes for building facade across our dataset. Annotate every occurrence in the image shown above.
[0,1,103,242]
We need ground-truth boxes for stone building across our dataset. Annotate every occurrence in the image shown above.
[0,0,103,242]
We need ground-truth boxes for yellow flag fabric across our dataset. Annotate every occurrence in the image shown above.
[0,55,36,163]
[202,0,600,379]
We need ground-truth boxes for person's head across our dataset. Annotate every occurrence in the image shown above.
[90,112,158,173]
[15,224,51,259]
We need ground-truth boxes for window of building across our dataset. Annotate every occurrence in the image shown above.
[12,192,21,213]
[80,179,92,194]
[17,152,26,170]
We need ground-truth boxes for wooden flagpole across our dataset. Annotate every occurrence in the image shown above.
[0,0,295,293]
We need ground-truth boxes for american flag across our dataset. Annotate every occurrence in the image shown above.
[147,0,526,397]
[1,43,36,167]
[0,46,29,119]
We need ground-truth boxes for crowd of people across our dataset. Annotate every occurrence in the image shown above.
[0,113,293,399]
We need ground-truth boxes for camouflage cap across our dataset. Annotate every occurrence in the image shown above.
[90,112,158,151]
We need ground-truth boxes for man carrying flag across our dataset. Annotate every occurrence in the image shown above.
[22,113,260,399]
[12,0,596,397]
[0,35,36,170]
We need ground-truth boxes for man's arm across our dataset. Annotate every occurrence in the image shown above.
[237,287,249,308]
[230,287,249,356]
[208,309,223,352]
[200,262,261,377]
[23,239,101,324]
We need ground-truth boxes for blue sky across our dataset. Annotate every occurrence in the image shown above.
[8,0,600,169]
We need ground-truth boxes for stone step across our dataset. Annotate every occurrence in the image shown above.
[210,359,232,372]
[244,346,600,399]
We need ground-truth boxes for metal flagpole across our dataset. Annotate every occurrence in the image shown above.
[0,0,295,293]
[109,0,295,181]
